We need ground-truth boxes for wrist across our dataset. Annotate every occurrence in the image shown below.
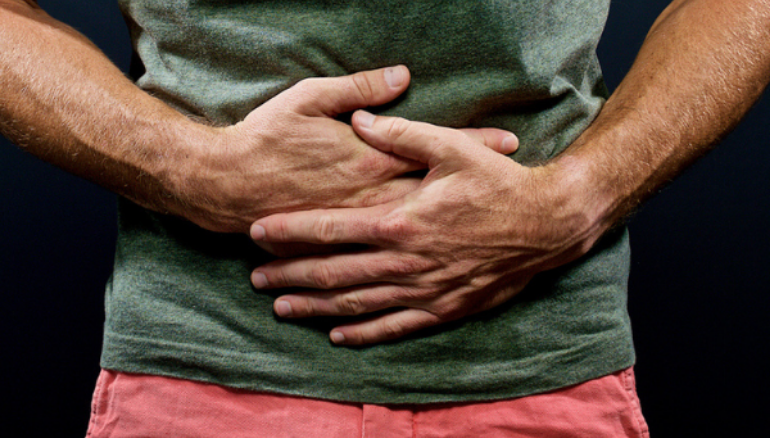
[157,117,271,233]
[538,153,618,250]
[136,113,222,218]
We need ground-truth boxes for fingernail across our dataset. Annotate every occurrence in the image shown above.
[252,272,268,288]
[250,224,266,241]
[275,300,292,317]
[501,135,519,154]
[357,110,375,128]
[330,331,346,344]
[384,66,405,88]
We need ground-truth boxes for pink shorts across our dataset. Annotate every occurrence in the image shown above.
[86,368,649,438]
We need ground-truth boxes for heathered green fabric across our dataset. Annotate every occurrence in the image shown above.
[102,0,635,403]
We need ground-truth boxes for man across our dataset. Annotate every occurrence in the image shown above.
[1,0,768,436]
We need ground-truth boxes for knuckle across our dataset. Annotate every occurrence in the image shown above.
[273,215,291,241]
[350,73,375,103]
[375,215,413,243]
[310,263,338,289]
[379,319,407,340]
[386,117,411,141]
[386,256,432,278]
[302,297,321,317]
[288,78,323,108]
[335,293,366,315]
[312,214,339,244]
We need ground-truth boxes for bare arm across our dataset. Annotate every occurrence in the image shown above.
[0,0,205,213]
[551,0,770,235]
[248,0,770,345]
[1,1,518,233]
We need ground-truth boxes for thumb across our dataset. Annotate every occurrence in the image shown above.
[459,128,519,155]
[289,66,411,117]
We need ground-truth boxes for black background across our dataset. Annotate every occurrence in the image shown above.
[1,1,768,436]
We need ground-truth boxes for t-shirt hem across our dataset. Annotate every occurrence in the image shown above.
[100,331,636,405]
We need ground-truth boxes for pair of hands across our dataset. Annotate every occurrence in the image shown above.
[187,66,603,346]
[178,66,514,233]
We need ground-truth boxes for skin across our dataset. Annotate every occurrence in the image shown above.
[3,0,768,348]
[250,0,770,345]
[0,1,517,236]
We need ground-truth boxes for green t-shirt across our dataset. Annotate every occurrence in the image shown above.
[102,0,635,403]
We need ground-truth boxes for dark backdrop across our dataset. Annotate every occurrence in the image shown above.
[1,1,767,436]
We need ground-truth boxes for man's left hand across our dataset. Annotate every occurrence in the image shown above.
[250,110,609,346]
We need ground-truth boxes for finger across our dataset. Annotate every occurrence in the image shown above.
[252,250,431,290]
[250,202,399,246]
[459,128,519,154]
[329,308,442,345]
[351,110,476,166]
[272,284,415,318]
[291,66,411,117]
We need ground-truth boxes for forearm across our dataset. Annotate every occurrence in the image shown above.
[549,0,770,232]
[241,0,770,344]
[1,2,444,234]
[0,1,213,214]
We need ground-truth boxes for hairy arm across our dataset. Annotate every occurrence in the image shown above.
[0,0,208,213]
[249,0,770,345]
[1,1,517,233]
[551,0,770,234]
